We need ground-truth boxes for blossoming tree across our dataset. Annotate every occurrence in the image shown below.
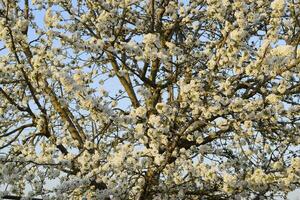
[0,0,299,199]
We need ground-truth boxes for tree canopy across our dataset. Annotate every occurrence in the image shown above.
[0,0,299,199]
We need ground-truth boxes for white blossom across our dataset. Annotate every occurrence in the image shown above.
[271,0,285,11]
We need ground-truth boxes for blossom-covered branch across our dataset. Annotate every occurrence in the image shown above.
[0,0,299,199]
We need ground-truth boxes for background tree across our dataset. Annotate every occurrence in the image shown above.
[0,0,299,199]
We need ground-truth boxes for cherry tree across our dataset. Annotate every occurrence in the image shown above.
[0,0,299,199]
